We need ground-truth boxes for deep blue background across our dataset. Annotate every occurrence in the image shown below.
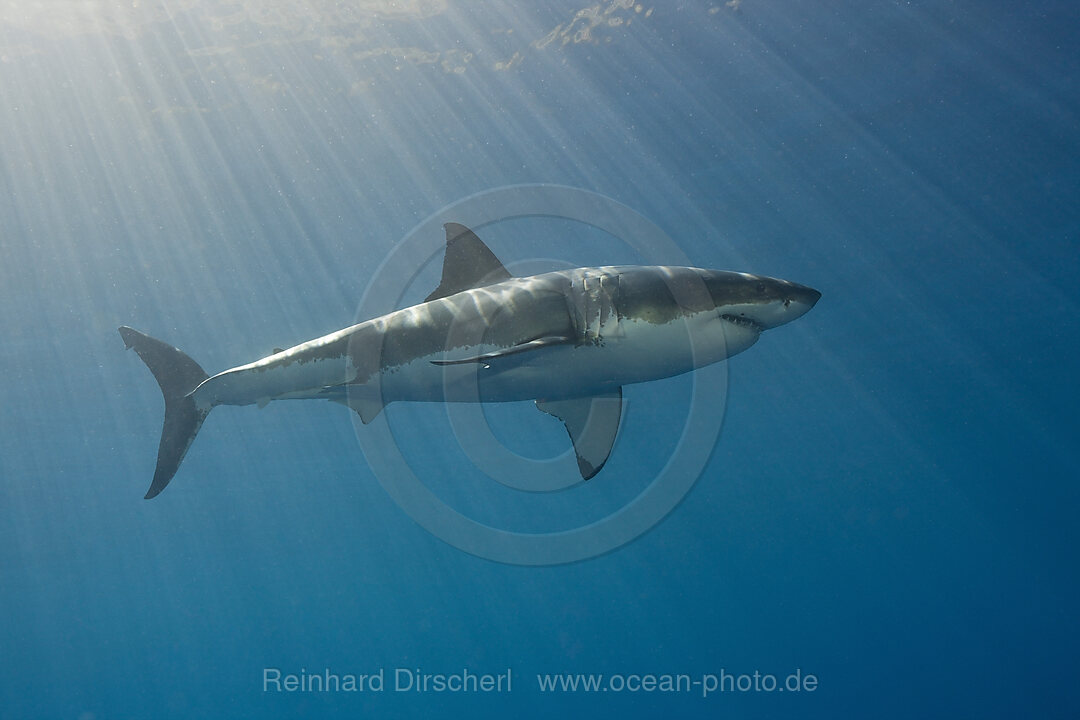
[1,1,1077,718]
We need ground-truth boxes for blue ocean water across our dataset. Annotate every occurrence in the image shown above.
[1,1,1077,718]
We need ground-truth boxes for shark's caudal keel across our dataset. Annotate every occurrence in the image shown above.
[121,223,820,498]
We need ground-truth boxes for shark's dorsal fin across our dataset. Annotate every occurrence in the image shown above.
[536,389,623,480]
[424,223,512,302]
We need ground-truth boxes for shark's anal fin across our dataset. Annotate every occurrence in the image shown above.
[424,223,513,302]
[536,389,623,480]
[430,335,571,367]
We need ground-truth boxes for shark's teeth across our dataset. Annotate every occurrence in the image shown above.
[720,314,763,332]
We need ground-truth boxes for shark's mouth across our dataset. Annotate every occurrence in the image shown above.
[720,313,763,332]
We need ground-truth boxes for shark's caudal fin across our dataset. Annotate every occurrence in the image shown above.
[118,326,210,499]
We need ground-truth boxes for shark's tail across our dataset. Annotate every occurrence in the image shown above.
[119,326,211,499]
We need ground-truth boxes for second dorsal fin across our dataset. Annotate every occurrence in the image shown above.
[424,223,513,302]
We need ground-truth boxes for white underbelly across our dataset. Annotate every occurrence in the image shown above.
[194,313,760,408]
[376,314,760,403]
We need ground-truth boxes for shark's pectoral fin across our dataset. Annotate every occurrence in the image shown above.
[536,389,623,480]
[424,223,513,302]
[329,394,385,424]
[430,335,572,367]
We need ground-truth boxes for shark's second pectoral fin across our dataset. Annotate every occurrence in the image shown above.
[430,336,572,367]
[536,389,623,480]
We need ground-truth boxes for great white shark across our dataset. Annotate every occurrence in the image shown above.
[120,223,820,499]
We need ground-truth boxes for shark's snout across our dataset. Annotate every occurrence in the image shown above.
[787,283,821,315]
[710,275,821,331]
[765,281,820,329]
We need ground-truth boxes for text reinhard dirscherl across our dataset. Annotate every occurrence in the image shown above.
[262,667,819,698]
[263,667,512,694]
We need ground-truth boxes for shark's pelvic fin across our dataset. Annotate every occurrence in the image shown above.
[537,389,623,480]
[118,326,211,499]
[424,223,513,302]
[328,394,385,424]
